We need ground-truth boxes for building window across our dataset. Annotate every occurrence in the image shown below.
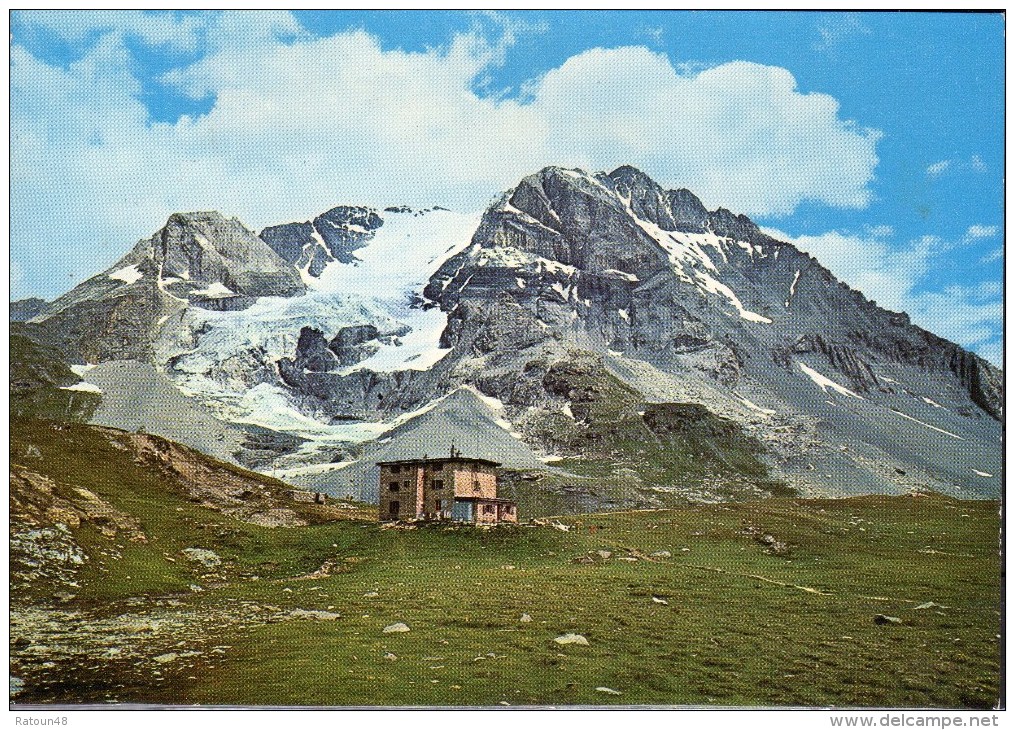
[432,479,443,490]
[389,482,399,492]
[474,481,481,490]
[506,505,514,513]
[435,499,442,512]
[483,504,495,514]
[391,464,401,474]
[403,480,410,489]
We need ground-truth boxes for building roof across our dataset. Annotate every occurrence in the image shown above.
[376,456,502,468]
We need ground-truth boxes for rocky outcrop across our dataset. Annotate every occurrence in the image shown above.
[423,165,1002,422]
[261,205,383,277]
[10,469,145,540]
[10,298,47,322]
[277,321,414,381]
[29,212,306,362]
[153,212,305,301]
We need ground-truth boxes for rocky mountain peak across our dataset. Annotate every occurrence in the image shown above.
[426,163,1002,432]
[665,189,710,232]
[607,164,664,201]
[148,211,305,302]
[707,207,768,245]
[261,205,384,278]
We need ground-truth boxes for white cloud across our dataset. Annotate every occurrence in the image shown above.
[526,51,880,214]
[926,155,990,179]
[765,226,1003,365]
[11,11,881,299]
[965,224,998,240]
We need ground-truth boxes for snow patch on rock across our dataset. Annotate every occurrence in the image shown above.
[60,382,102,394]
[888,408,963,441]
[797,362,863,399]
[190,282,236,299]
[109,264,143,285]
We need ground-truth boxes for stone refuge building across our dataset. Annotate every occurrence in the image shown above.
[377,450,518,524]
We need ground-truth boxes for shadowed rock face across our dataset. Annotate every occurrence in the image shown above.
[261,206,383,276]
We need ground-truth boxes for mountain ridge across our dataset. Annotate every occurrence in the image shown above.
[12,164,1002,506]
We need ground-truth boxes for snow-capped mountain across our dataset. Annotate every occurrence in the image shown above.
[28,211,305,363]
[16,166,1002,507]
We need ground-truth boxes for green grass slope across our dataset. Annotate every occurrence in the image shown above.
[10,417,1000,709]
[10,329,99,421]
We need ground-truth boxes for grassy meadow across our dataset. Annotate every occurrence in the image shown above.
[10,420,1001,708]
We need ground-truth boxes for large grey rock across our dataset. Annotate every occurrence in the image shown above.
[261,205,383,276]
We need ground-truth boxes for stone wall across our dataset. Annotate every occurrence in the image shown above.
[451,463,498,500]
[377,463,422,520]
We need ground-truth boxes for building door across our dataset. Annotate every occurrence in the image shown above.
[388,500,400,519]
[451,500,473,522]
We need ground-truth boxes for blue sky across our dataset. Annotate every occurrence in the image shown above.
[9,10,1004,364]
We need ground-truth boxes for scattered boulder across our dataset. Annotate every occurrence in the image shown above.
[874,614,903,626]
[649,550,671,558]
[289,609,341,621]
[243,509,307,528]
[298,560,340,580]
[153,653,178,664]
[363,591,379,598]
[520,614,533,623]
[756,534,791,556]
[912,601,946,610]
[554,633,589,646]
[596,550,612,560]
[651,596,669,605]
[596,687,622,695]
[383,622,411,634]
[182,548,222,568]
